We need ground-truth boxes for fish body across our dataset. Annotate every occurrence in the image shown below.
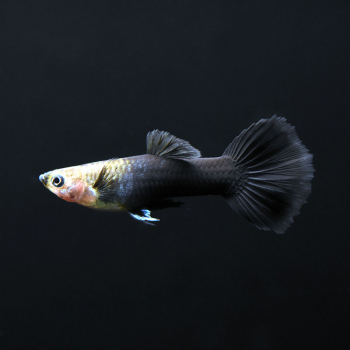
[40,116,314,233]
[105,155,237,209]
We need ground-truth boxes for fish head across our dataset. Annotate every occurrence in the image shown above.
[39,166,97,206]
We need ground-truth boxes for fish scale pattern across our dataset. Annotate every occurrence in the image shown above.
[122,154,243,210]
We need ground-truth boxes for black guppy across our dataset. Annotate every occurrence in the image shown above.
[39,116,314,233]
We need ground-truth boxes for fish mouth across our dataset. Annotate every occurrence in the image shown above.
[39,174,48,186]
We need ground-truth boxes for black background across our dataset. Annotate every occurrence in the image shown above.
[0,1,349,349]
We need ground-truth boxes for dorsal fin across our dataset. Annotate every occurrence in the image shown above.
[146,130,201,159]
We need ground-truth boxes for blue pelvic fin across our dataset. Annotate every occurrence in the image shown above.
[129,209,160,225]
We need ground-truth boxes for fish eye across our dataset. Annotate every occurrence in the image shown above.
[52,175,64,187]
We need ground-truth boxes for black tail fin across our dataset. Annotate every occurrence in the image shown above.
[223,116,314,233]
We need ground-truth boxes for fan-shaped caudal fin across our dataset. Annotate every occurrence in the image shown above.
[223,116,314,233]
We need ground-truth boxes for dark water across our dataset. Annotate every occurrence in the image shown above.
[1,1,349,349]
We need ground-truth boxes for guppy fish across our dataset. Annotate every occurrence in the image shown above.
[39,116,314,233]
